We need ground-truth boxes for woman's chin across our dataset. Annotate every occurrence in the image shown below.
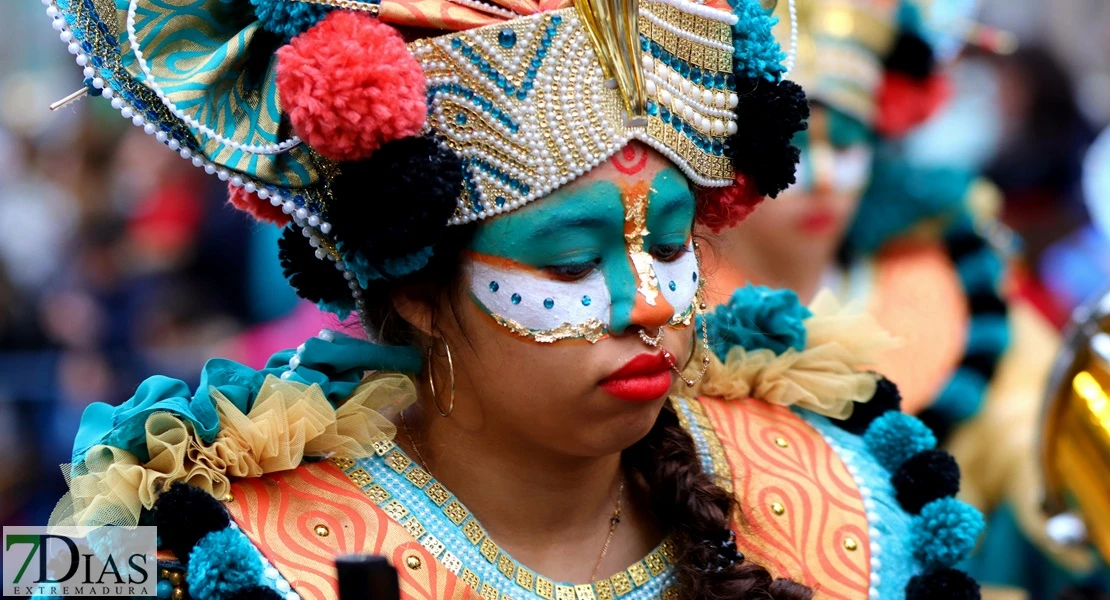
[575,392,669,456]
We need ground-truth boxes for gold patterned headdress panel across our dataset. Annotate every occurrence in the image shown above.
[414,0,743,224]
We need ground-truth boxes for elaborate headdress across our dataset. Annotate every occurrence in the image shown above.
[773,0,950,136]
[45,0,807,317]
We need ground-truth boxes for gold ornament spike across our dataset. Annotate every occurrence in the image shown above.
[575,0,647,118]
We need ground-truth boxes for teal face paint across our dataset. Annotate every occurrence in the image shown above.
[466,164,699,343]
[792,107,875,194]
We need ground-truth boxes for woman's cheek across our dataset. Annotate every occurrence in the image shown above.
[466,258,613,343]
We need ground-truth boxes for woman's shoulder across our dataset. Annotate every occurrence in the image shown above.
[692,285,986,599]
[53,329,420,530]
[679,389,984,600]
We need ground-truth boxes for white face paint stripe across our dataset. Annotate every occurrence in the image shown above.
[793,143,873,194]
[467,259,613,334]
[832,145,872,193]
[653,242,699,322]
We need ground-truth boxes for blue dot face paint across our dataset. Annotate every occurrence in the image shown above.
[464,156,700,344]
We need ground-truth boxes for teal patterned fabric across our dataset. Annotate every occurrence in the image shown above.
[123,0,320,187]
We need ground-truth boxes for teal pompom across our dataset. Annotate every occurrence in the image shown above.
[186,528,263,600]
[933,368,987,422]
[864,411,937,473]
[705,284,812,357]
[341,243,435,289]
[911,498,985,568]
[956,247,1005,292]
[727,0,787,81]
[966,315,1010,356]
[250,0,329,40]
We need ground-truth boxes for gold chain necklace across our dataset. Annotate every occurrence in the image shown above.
[398,412,625,584]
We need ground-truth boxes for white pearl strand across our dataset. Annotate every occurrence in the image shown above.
[642,57,738,133]
[820,435,884,600]
[281,329,337,379]
[445,0,522,20]
[48,0,362,308]
[782,0,799,76]
[642,0,738,26]
[639,8,734,53]
[124,0,301,155]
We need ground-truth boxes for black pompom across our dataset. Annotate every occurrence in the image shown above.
[329,136,464,265]
[729,78,809,199]
[917,408,955,444]
[153,482,230,560]
[884,32,936,81]
[278,226,351,305]
[892,449,961,514]
[225,586,286,600]
[834,376,902,434]
[906,568,980,600]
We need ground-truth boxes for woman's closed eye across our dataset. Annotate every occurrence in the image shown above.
[650,243,689,263]
[543,257,602,281]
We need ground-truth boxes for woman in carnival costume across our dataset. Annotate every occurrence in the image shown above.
[698,0,1103,598]
[44,0,986,597]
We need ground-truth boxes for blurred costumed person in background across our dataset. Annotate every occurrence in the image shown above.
[43,0,987,597]
[698,0,1106,598]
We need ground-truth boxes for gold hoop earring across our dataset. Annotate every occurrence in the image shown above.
[426,335,456,417]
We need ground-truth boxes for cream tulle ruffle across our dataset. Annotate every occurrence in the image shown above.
[50,373,415,529]
[692,290,899,419]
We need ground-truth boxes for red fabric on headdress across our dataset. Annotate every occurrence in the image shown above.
[276,11,428,161]
[227,184,291,225]
[696,173,765,233]
[874,72,951,137]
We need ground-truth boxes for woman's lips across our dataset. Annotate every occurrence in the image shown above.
[599,353,673,402]
[797,209,838,235]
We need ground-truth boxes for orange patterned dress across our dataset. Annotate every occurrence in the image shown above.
[217,395,936,600]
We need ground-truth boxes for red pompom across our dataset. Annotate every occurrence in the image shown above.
[227,184,290,225]
[696,174,765,233]
[875,72,951,137]
[276,11,427,161]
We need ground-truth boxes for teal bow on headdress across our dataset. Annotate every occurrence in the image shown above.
[120,0,329,186]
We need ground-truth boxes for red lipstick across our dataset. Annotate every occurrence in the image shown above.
[599,353,673,402]
[797,209,838,235]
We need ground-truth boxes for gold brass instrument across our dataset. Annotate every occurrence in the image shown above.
[1041,287,1110,563]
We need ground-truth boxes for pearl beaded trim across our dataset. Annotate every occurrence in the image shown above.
[782,0,798,76]
[643,0,738,25]
[124,0,302,155]
[44,0,349,299]
[639,8,734,53]
[643,56,739,121]
[445,0,523,20]
[815,433,884,600]
[280,329,337,379]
